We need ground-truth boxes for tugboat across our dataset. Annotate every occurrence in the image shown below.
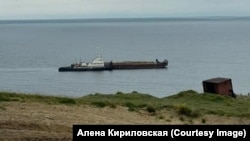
[58,55,168,72]
[58,55,107,72]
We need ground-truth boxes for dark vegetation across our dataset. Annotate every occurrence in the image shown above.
[1,90,250,118]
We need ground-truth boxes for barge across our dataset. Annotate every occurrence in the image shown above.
[58,55,168,72]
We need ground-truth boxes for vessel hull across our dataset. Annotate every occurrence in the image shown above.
[58,60,168,72]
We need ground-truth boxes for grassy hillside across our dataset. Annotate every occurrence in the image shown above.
[1,90,250,118]
[1,90,249,140]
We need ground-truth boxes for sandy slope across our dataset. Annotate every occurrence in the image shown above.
[0,102,249,140]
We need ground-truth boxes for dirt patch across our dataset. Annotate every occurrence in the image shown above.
[0,102,249,140]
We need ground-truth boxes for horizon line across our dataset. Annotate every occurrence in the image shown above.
[1,16,250,24]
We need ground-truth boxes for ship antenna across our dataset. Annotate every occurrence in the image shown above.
[96,46,102,56]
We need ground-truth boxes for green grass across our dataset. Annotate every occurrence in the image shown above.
[162,90,250,117]
[0,92,76,105]
[1,90,250,118]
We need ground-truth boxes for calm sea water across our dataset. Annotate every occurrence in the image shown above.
[1,18,250,98]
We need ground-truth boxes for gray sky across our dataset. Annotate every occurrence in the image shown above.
[0,0,250,20]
